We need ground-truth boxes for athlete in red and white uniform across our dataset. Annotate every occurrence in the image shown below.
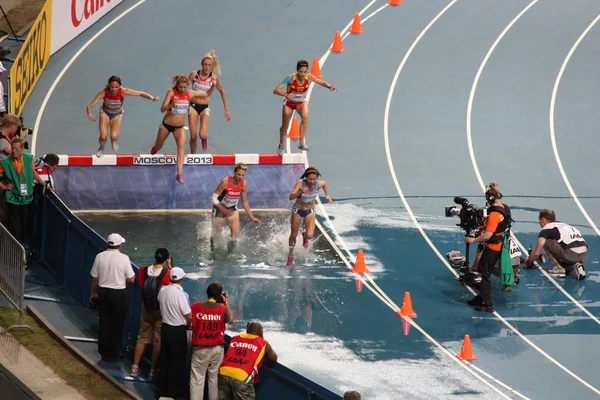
[150,75,208,183]
[87,75,159,158]
[273,60,337,155]
[211,163,261,253]
[187,50,231,153]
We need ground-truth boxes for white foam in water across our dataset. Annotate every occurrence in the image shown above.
[226,321,506,399]
[317,203,462,274]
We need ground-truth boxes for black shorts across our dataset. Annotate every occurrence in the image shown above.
[162,120,184,133]
[212,205,237,219]
[190,102,210,115]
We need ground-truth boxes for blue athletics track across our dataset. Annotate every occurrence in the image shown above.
[24,0,600,399]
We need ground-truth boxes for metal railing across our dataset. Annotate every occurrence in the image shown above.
[0,222,33,334]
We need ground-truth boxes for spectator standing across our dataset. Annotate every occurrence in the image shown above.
[218,321,277,400]
[0,137,48,245]
[189,282,234,400]
[157,267,192,400]
[130,248,172,379]
[89,233,135,362]
[343,391,361,400]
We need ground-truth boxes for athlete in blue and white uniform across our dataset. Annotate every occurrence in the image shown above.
[286,167,332,266]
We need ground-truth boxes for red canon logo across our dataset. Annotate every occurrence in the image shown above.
[71,0,113,28]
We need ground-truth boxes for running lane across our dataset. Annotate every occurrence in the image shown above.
[378,0,600,398]
[27,0,370,156]
[552,19,600,228]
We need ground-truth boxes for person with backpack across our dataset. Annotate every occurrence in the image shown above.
[130,248,172,379]
[465,182,512,313]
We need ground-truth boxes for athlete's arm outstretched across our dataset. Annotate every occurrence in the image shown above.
[213,76,231,120]
[241,182,261,225]
[320,181,332,203]
[122,88,159,102]
[308,75,337,92]
[86,91,105,121]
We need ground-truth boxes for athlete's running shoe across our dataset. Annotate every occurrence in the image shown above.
[286,256,293,267]
[548,265,566,277]
[202,139,208,151]
[277,144,284,156]
[298,142,310,151]
[176,174,184,184]
[112,141,118,152]
[96,146,104,158]
[303,233,309,249]
[150,146,157,155]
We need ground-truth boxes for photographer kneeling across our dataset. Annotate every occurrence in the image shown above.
[524,209,586,280]
[465,182,511,313]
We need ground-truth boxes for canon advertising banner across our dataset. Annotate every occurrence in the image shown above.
[51,0,124,54]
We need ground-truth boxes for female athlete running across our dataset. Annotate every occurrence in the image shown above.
[150,75,208,183]
[273,60,337,156]
[188,50,231,153]
[211,163,261,253]
[87,75,159,157]
[286,167,332,266]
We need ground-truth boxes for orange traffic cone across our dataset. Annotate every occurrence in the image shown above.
[349,13,363,34]
[351,249,370,292]
[399,292,417,317]
[310,57,323,78]
[457,335,477,361]
[287,116,299,139]
[388,0,403,5]
[330,31,345,52]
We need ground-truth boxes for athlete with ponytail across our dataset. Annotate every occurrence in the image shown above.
[187,50,231,153]
[286,167,332,266]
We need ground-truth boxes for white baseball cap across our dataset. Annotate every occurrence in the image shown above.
[107,233,126,246]
[0,62,5,73]
[170,267,186,281]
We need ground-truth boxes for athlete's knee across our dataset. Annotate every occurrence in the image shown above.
[304,231,314,240]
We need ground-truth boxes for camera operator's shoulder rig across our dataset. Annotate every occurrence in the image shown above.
[486,204,513,244]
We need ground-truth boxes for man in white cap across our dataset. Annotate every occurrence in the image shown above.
[89,233,135,362]
[0,61,6,117]
[157,266,191,400]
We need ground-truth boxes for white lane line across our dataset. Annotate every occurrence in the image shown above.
[384,0,600,395]
[31,0,148,155]
[301,1,529,397]
[549,14,600,237]
[465,0,600,327]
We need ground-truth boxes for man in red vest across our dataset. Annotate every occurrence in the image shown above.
[218,321,277,400]
[189,282,234,400]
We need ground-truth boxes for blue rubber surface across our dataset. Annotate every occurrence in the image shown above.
[22,0,600,398]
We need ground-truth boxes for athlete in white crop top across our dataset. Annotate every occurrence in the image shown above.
[187,50,231,154]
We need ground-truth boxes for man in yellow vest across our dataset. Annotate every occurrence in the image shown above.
[218,321,277,400]
[0,137,48,245]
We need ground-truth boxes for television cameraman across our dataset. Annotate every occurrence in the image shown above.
[464,182,511,312]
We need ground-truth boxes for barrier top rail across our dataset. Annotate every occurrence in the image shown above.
[56,153,307,166]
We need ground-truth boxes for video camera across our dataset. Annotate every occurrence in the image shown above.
[445,197,487,233]
[15,117,31,150]
[444,197,487,288]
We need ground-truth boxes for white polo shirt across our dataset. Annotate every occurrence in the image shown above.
[90,249,135,289]
[158,284,191,326]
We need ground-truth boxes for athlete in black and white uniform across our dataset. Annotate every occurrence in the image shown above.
[525,209,587,280]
